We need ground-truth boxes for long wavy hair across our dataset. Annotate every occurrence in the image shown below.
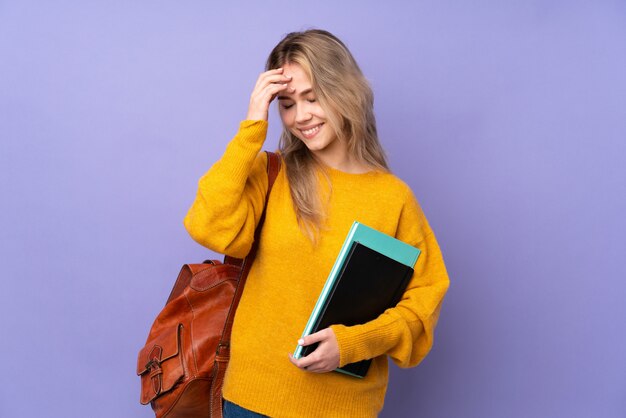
[266,29,389,239]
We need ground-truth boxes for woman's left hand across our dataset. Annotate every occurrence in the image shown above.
[289,328,340,373]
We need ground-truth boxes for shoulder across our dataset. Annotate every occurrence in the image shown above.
[375,172,432,245]
[339,169,431,244]
[369,171,419,204]
[385,172,412,193]
[247,150,286,192]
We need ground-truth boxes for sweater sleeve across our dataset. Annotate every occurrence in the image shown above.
[183,120,270,258]
[330,189,450,368]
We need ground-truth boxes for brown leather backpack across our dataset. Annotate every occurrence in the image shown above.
[137,152,281,417]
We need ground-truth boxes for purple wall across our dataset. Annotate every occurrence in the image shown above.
[1,1,625,417]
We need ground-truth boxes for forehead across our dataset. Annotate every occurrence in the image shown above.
[282,62,313,92]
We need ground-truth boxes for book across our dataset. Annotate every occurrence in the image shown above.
[293,221,421,378]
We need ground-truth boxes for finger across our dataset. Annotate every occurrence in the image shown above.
[255,75,293,96]
[293,350,320,369]
[255,68,290,88]
[300,329,329,346]
[250,83,288,107]
[259,83,290,104]
[288,353,300,367]
[288,353,311,370]
[254,68,281,85]
[289,353,333,374]
[301,359,333,374]
[263,73,293,84]
[307,366,330,373]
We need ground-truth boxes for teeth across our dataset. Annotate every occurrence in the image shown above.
[302,125,321,135]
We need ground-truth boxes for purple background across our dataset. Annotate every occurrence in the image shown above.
[1,1,625,417]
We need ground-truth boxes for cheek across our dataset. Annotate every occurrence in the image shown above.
[279,109,295,126]
[312,104,327,119]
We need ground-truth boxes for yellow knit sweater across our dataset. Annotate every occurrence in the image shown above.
[184,120,449,417]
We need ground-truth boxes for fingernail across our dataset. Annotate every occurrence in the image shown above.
[298,339,304,346]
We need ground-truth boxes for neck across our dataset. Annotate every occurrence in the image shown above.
[311,142,371,174]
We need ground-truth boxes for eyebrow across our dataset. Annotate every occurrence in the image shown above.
[277,88,313,101]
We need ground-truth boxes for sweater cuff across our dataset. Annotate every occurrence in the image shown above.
[233,120,268,152]
[330,314,401,368]
[330,325,357,368]
[201,120,268,186]
[240,119,268,130]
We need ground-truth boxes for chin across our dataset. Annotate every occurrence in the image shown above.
[300,140,325,153]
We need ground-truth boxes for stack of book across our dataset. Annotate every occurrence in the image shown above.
[293,221,421,378]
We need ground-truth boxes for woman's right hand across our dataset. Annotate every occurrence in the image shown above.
[246,68,294,121]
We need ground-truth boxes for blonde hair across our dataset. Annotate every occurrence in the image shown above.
[266,29,389,239]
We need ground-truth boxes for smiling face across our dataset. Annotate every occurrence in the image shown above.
[277,62,347,166]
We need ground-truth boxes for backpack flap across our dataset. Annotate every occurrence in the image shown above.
[137,324,184,404]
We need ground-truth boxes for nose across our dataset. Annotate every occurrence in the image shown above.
[295,104,312,124]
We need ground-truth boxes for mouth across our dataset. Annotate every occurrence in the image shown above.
[298,123,324,139]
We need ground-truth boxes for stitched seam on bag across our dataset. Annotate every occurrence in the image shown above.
[189,265,239,292]
[183,292,200,377]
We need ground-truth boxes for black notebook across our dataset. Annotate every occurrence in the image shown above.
[299,242,415,377]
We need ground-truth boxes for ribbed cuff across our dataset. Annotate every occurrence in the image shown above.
[198,120,268,187]
[330,313,400,368]
[225,120,268,179]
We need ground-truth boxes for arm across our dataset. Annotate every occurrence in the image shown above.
[291,189,449,372]
[183,127,269,258]
[330,190,450,368]
[331,230,449,368]
[183,68,293,257]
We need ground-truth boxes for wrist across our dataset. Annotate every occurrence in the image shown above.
[246,110,268,121]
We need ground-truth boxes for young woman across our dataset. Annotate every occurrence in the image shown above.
[184,29,449,418]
